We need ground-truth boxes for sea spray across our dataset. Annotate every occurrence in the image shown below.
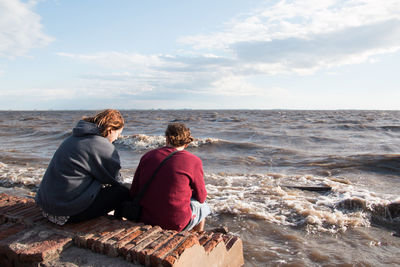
[205,172,397,233]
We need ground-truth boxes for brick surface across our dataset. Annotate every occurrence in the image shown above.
[86,221,117,249]
[203,233,223,253]
[75,220,115,248]
[136,230,176,266]
[0,226,72,263]
[162,234,199,266]
[122,225,162,262]
[0,224,27,241]
[117,225,151,254]
[225,235,239,251]
[92,225,125,253]
[149,231,190,266]
[11,204,39,217]
[0,203,26,214]
[103,225,141,257]
[198,231,214,246]
[0,193,244,267]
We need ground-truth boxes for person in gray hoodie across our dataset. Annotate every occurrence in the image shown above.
[35,109,130,225]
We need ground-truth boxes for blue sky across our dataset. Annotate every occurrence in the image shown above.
[1,0,400,110]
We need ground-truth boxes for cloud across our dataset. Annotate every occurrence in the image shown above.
[0,87,76,99]
[207,75,282,97]
[178,0,400,74]
[57,52,238,95]
[56,52,163,69]
[232,19,400,74]
[55,0,400,99]
[0,0,53,58]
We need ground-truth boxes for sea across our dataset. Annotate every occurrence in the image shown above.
[0,110,399,266]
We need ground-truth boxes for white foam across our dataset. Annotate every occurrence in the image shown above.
[116,134,166,150]
[115,134,221,151]
[205,172,396,233]
[1,159,397,234]
[0,161,45,187]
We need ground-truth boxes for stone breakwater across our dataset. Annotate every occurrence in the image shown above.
[0,193,244,267]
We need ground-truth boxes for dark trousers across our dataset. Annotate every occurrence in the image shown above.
[68,183,131,223]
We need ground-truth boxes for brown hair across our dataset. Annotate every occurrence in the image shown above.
[165,123,194,147]
[83,109,124,137]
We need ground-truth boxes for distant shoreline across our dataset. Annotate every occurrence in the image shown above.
[1,109,400,112]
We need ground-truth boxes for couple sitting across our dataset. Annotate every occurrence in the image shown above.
[35,109,211,232]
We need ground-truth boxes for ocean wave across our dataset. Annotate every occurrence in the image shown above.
[19,130,71,141]
[306,154,400,175]
[205,172,398,234]
[115,134,231,151]
[380,125,400,132]
[1,159,399,234]
[0,162,44,188]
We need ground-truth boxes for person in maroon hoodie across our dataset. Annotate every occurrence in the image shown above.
[130,123,211,231]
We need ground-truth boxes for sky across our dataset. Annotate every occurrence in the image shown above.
[1,0,400,110]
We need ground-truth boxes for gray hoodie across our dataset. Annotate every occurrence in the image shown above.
[35,120,123,216]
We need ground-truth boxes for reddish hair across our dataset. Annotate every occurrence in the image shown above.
[165,123,194,147]
[83,109,124,137]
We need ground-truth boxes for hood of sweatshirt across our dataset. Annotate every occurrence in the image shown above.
[72,120,101,137]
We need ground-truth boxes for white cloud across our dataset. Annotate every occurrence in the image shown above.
[0,87,76,100]
[178,0,400,74]
[180,0,400,49]
[0,0,53,58]
[53,0,400,99]
[207,75,264,96]
[56,52,164,69]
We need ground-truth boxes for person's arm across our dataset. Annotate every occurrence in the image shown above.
[190,158,207,203]
[89,138,123,185]
[130,162,142,198]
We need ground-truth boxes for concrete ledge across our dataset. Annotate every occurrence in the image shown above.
[0,193,244,267]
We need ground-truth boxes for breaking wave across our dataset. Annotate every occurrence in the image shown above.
[205,172,400,234]
[114,134,224,151]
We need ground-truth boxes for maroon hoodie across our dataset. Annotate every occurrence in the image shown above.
[130,146,207,231]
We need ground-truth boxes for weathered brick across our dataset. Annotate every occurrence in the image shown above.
[0,227,72,263]
[18,210,44,225]
[0,203,26,214]
[162,234,199,267]
[225,235,239,251]
[87,221,122,252]
[0,224,27,241]
[198,231,213,246]
[75,216,112,233]
[75,221,115,248]
[116,225,151,257]
[128,227,165,263]
[0,193,10,203]
[0,194,245,267]
[11,204,39,217]
[203,233,223,253]
[103,225,141,257]
[222,233,231,244]
[32,214,48,223]
[137,230,176,266]
[9,205,33,217]
[149,231,189,266]
[61,217,98,233]
[122,225,162,262]
[86,220,117,244]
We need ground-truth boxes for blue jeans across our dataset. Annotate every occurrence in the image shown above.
[183,199,211,231]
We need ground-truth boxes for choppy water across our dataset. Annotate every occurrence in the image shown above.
[1,110,400,266]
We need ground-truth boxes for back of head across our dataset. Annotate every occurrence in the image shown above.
[83,109,124,137]
[165,123,194,147]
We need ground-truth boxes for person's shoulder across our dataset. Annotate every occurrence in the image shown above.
[90,135,113,147]
[180,150,202,162]
[142,147,165,159]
